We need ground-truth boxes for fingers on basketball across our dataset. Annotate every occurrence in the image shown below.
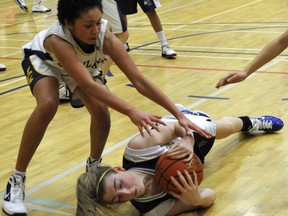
[155,152,203,194]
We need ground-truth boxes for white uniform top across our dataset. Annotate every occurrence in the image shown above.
[22,19,108,92]
[123,113,216,216]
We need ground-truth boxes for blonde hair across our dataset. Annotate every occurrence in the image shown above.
[76,166,119,216]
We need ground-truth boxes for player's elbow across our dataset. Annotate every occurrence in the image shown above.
[199,188,216,208]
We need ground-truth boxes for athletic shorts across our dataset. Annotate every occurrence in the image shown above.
[116,0,161,15]
[22,49,107,108]
[161,113,216,163]
[102,0,127,34]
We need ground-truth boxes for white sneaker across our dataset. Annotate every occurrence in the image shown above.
[59,84,70,103]
[0,63,6,71]
[2,175,27,216]
[86,157,102,173]
[13,0,28,12]
[162,44,177,59]
[32,4,51,13]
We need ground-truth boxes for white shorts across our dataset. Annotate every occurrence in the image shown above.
[26,54,101,93]
[161,113,216,137]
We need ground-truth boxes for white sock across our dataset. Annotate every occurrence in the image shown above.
[156,31,168,46]
[13,169,26,178]
[88,156,102,164]
[33,0,42,6]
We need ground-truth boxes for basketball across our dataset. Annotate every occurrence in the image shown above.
[154,152,204,194]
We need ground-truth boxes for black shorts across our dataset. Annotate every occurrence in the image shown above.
[116,0,158,15]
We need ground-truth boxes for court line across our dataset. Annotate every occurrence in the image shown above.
[1,0,285,212]
[188,95,229,100]
[0,84,28,96]
[175,0,262,29]
[25,54,287,198]
[128,0,204,23]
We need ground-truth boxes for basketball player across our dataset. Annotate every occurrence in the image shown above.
[2,1,211,215]
[101,0,128,75]
[76,104,283,216]
[115,0,177,59]
[0,63,6,71]
[58,0,128,102]
[13,0,51,13]
[216,29,288,88]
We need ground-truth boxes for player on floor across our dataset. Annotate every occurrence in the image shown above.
[115,0,177,59]
[76,104,284,216]
[2,0,211,215]
[13,0,51,13]
[216,29,288,88]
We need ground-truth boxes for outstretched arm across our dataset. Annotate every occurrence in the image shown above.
[128,121,194,148]
[46,35,164,136]
[216,29,288,88]
[103,30,212,138]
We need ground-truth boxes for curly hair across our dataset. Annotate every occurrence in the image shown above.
[57,0,103,25]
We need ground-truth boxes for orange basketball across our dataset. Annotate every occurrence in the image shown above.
[154,152,203,194]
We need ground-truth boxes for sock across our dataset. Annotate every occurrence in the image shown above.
[33,0,42,6]
[239,116,253,132]
[13,169,26,178]
[156,31,167,46]
[88,156,102,165]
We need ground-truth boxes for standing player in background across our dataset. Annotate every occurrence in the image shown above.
[13,0,51,13]
[101,0,128,75]
[2,0,211,215]
[216,29,288,88]
[115,0,177,59]
[0,63,6,71]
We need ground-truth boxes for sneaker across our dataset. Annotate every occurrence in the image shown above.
[32,4,51,13]
[2,175,27,216]
[175,104,211,118]
[86,157,102,173]
[249,116,284,132]
[59,84,70,103]
[13,0,28,12]
[0,63,6,71]
[162,44,177,59]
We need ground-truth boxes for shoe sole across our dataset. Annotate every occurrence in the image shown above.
[0,67,6,72]
[59,98,70,103]
[2,208,27,216]
[162,53,177,59]
[32,10,51,13]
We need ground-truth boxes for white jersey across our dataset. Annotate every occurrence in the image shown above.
[22,19,108,92]
[123,113,216,215]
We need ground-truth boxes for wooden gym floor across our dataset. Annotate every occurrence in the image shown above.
[0,0,288,215]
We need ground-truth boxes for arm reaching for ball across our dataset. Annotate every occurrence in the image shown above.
[216,29,288,88]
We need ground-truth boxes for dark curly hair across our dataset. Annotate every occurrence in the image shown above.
[57,0,103,25]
